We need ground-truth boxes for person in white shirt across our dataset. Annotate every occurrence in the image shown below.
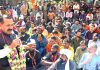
[0,39,20,59]
[73,2,80,14]
[36,10,43,20]
[88,33,100,48]
[66,9,73,19]
[0,47,11,58]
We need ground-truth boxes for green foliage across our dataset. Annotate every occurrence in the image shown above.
[55,0,61,3]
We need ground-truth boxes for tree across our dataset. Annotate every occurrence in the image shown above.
[55,0,61,3]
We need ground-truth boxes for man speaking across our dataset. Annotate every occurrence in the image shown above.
[0,16,26,70]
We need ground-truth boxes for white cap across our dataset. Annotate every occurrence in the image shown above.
[88,42,97,49]
[60,49,72,59]
[27,39,36,45]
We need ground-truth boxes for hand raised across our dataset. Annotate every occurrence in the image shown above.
[9,39,22,49]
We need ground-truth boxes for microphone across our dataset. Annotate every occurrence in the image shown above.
[10,34,16,40]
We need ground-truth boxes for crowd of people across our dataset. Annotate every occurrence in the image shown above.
[0,0,100,70]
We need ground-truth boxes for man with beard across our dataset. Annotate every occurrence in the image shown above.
[71,30,83,53]
[55,16,65,33]
[26,39,42,70]
[74,40,87,70]
[71,20,81,35]
[85,24,95,42]
[61,39,74,61]
[78,43,100,70]
[30,26,47,57]
[0,16,26,70]
[88,33,100,48]
[42,44,59,69]
[47,49,75,70]
[20,26,29,45]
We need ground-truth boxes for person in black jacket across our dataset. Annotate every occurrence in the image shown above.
[26,39,42,70]
[20,26,29,44]
[42,44,60,69]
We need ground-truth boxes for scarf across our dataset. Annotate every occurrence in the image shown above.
[29,50,36,69]
[4,45,26,70]
[2,32,26,70]
[65,59,69,70]
[60,49,72,70]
